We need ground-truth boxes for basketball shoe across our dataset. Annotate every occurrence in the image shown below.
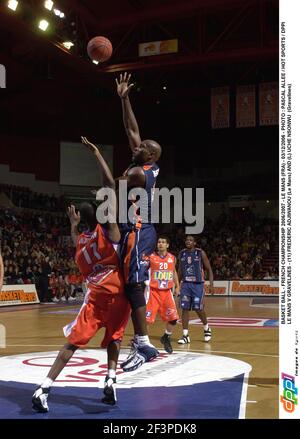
[102,376,117,405]
[32,387,50,413]
[120,337,139,369]
[177,334,190,344]
[122,345,159,372]
[160,333,173,354]
[204,327,212,342]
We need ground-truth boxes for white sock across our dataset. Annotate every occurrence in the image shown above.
[165,330,172,336]
[40,377,53,388]
[137,335,151,346]
[204,324,209,331]
[183,329,189,336]
[107,369,116,379]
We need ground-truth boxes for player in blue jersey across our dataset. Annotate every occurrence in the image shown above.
[177,235,214,344]
[115,72,161,371]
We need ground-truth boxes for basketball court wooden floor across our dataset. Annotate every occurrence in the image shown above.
[0,297,278,419]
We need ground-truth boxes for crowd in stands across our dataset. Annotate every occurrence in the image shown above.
[0,185,279,302]
[0,184,65,212]
[166,208,278,280]
[0,207,83,302]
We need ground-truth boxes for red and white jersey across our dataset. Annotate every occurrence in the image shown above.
[75,224,121,292]
[149,252,176,290]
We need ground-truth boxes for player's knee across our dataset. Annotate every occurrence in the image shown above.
[180,299,191,310]
[107,339,121,348]
[168,319,177,326]
[125,282,146,310]
[64,342,79,352]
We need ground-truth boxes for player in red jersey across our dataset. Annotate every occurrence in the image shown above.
[32,137,130,412]
[146,236,180,354]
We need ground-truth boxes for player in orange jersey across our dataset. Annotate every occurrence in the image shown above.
[146,236,180,354]
[32,137,130,412]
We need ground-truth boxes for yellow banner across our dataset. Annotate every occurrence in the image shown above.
[230,281,279,295]
[139,39,178,57]
[0,285,39,306]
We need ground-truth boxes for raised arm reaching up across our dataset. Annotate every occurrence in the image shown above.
[81,136,115,189]
[67,205,80,246]
[115,72,141,152]
[81,136,120,243]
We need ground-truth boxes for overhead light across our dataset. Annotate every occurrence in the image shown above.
[266,200,270,203]
[92,60,99,65]
[52,8,65,19]
[8,0,18,11]
[44,0,53,11]
[62,41,74,50]
[38,20,49,31]
[163,86,167,90]
[53,8,64,17]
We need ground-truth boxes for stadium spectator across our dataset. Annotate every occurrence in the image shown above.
[0,204,278,292]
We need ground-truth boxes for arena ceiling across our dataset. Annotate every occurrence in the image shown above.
[0,0,279,144]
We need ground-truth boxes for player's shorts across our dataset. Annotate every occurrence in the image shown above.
[120,224,157,284]
[180,282,205,311]
[63,273,130,348]
[145,288,179,324]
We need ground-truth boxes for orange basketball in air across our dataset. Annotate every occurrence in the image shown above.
[87,36,113,63]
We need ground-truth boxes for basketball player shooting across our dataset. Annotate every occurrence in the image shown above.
[115,72,162,371]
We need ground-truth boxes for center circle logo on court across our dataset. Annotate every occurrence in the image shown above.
[0,350,252,419]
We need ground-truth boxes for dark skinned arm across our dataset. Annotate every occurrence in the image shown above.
[81,137,120,243]
[202,250,214,294]
[67,205,80,247]
[116,72,141,152]
[116,166,146,189]
[173,266,180,296]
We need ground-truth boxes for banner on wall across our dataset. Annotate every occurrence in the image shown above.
[236,85,256,127]
[259,82,279,126]
[211,87,230,129]
[229,280,279,296]
[203,280,279,296]
[0,284,40,307]
[205,280,229,295]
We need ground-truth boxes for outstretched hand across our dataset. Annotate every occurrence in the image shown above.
[81,136,99,154]
[115,72,134,98]
[67,205,80,226]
